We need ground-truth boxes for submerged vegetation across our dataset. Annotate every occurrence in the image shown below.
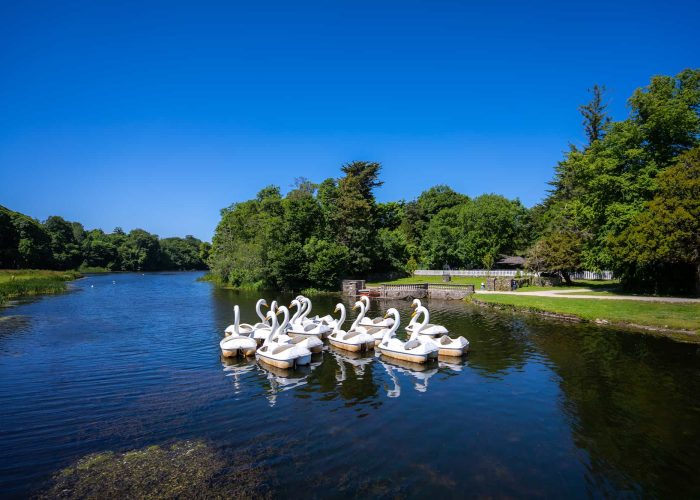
[209,70,700,295]
[0,205,210,272]
[40,440,270,499]
[0,269,81,304]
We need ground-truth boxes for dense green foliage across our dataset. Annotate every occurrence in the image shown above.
[209,163,533,290]
[531,69,700,294]
[0,206,209,271]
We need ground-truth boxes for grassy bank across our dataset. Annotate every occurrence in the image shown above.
[473,294,700,335]
[0,269,82,304]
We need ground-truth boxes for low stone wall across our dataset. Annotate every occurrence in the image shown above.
[486,277,530,291]
[380,283,428,299]
[428,285,474,300]
[342,279,366,296]
[377,283,473,300]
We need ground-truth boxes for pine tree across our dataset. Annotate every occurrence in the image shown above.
[579,84,610,145]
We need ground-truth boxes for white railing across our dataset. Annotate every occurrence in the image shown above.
[414,269,615,280]
[415,269,520,277]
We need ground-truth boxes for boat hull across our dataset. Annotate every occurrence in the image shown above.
[221,347,256,358]
[329,337,374,352]
[378,346,436,364]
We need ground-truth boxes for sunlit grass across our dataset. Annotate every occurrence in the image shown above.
[0,269,81,303]
[475,294,700,333]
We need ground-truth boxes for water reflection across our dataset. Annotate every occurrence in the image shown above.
[378,358,438,397]
[2,273,700,498]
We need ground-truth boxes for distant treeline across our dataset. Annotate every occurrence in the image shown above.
[0,206,210,272]
[210,69,700,294]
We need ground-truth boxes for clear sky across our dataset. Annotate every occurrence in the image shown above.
[1,0,698,241]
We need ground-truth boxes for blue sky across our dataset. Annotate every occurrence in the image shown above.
[1,0,698,241]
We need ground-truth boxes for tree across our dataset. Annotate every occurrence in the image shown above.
[118,229,161,271]
[614,147,700,294]
[304,237,350,290]
[579,84,611,145]
[44,216,82,269]
[333,161,383,276]
[527,231,583,284]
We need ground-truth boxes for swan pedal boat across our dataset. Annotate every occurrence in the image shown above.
[287,299,331,339]
[256,310,312,369]
[377,308,439,364]
[412,305,469,357]
[404,299,449,336]
[273,306,324,354]
[327,303,375,352]
[351,300,392,345]
[220,305,257,357]
[358,296,394,328]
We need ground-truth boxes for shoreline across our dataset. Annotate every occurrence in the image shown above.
[470,297,700,344]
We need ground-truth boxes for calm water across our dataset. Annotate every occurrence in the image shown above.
[1,272,699,498]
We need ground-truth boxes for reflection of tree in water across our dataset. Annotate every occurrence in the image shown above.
[456,305,532,377]
[532,325,700,497]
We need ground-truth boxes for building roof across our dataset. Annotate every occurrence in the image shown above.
[497,255,526,266]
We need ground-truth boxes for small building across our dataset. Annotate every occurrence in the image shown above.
[496,255,526,269]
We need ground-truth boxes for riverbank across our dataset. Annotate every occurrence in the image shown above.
[0,270,82,304]
[472,294,700,341]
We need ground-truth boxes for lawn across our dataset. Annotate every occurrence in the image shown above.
[0,269,82,303]
[474,294,700,334]
[514,279,622,293]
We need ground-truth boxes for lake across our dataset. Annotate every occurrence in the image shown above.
[1,272,699,498]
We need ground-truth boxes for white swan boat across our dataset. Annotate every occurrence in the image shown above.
[256,310,312,369]
[352,300,390,345]
[377,308,439,364]
[413,305,469,357]
[405,299,448,335]
[327,303,375,352]
[358,296,394,327]
[220,305,258,357]
[272,306,324,354]
[287,299,331,338]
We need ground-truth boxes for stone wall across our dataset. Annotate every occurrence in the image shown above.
[380,283,428,299]
[342,279,366,296]
[428,285,474,300]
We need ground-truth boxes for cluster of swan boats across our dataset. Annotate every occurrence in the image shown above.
[220,295,469,369]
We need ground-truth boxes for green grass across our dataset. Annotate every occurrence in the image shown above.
[0,269,82,303]
[514,279,622,293]
[366,275,484,286]
[474,293,700,333]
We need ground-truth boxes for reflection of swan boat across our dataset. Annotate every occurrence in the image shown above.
[256,362,316,407]
[379,358,438,397]
[221,356,257,393]
[438,355,467,372]
[330,346,375,382]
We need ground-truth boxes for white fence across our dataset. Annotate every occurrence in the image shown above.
[414,269,615,280]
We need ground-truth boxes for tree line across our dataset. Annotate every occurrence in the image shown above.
[210,69,699,294]
[0,206,210,272]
